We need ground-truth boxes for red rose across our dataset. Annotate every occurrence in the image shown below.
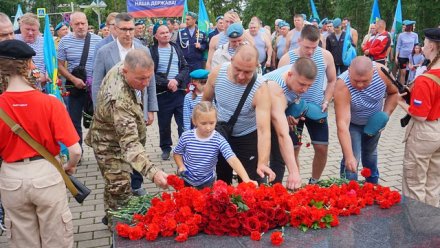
[128,225,144,240]
[175,233,188,242]
[271,231,284,246]
[246,216,261,231]
[225,204,238,217]
[250,231,262,241]
[229,218,241,229]
[330,215,339,227]
[115,223,130,238]
[361,168,372,178]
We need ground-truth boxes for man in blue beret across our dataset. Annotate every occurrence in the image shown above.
[334,56,398,184]
[211,23,246,68]
[326,17,352,74]
[176,11,208,76]
[134,19,147,46]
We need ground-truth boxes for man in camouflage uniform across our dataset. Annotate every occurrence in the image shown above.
[85,49,168,229]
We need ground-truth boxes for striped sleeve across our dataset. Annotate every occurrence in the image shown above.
[217,133,235,160]
[183,93,192,131]
[173,131,189,155]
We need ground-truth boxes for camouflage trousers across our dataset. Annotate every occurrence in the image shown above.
[94,152,133,230]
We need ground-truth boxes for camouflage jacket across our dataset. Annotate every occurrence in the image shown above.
[85,63,158,181]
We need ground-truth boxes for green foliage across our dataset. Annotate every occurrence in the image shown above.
[231,194,250,211]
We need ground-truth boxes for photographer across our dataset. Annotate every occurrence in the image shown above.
[150,24,189,160]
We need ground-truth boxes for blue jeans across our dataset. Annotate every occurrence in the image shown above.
[67,92,87,146]
[157,90,184,152]
[340,123,381,183]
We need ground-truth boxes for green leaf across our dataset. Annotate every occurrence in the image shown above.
[299,225,308,232]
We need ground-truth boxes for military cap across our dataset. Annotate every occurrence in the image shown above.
[333,18,342,28]
[285,99,308,119]
[364,111,389,136]
[99,23,106,30]
[275,19,283,26]
[153,22,166,35]
[135,20,145,26]
[187,12,198,19]
[55,22,68,31]
[216,16,224,22]
[305,103,328,121]
[0,40,35,60]
[227,23,244,38]
[190,69,210,79]
[424,28,440,41]
[403,20,416,26]
[278,21,290,28]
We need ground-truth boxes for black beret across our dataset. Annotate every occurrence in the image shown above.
[0,40,36,59]
[424,28,440,42]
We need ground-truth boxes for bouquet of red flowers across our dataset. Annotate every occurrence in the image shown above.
[115,175,401,244]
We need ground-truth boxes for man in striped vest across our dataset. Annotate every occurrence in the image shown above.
[278,25,337,184]
[334,56,398,183]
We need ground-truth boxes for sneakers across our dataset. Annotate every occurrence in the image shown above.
[308,178,319,185]
[132,188,147,196]
[161,150,171,160]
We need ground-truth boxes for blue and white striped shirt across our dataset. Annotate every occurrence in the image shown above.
[183,93,203,131]
[263,65,300,104]
[173,129,235,186]
[215,63,264,137]
[288,48,326,104]
[338,62,386,125]
[216,32,229,50]
[57,33,102,77]
[157,47,179,80]
[276,36,286,60]
[15,34,45,75]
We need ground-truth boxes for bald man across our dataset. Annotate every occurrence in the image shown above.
[334,56,398,184]
[203,44,276,185]
[0,12,14,42]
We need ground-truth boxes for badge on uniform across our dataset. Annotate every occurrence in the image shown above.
[413,99,422,106]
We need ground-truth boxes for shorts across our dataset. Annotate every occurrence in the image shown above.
[398,57,410,69]
[291,117,329,146]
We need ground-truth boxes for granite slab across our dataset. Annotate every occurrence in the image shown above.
[113,196,440,248]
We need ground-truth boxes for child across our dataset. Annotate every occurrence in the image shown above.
[173,101,257,189]
[408,44,425,82]
[183,69,209,131]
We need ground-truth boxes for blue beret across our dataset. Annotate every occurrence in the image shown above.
[285,99,308,118]
[403,20,416,26]
[364,111,389,136]
[153,22,167,35]
[0,40,36,59]
[301,14,307,20]
[216,16,224,22]
[190,69,210,79]
[333,18,342,28]
[55,22,67,31]
[99,23,106,29]
[135,20,145,26]
[305,103,328,121]
[424,28,440,42]
[278,21,290,28]
[227,23,244,38]
[187,12,198,19]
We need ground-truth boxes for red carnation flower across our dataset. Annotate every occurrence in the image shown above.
[115,223,130,238]
[128,225,144,240]
[270,231,284,246]
[250,231,262,241]
[176,223,189,235]
[361,168,372,178]
[175,233,188,242]
[167,174,185,190]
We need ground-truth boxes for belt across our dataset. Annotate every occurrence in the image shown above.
[13,155,44,163]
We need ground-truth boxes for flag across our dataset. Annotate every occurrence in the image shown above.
[391,0,402,49]
[369,0,381,24]
[309,0,320,20]
[127,0,184,18]
[13,4,23,31]
[343,24,357,66]
[197,0,210,34]
[43,14,69,158]
[181,0,188,25]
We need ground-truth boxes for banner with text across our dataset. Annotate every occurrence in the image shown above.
[127,0,185,18]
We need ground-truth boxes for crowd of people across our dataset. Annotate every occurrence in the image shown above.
[0,8,439,247]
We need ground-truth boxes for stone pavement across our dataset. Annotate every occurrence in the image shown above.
[0,103,408,248]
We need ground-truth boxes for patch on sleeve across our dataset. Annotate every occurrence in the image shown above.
[413,99,422,106]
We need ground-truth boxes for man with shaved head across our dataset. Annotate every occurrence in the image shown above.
[203,44,276,185]
[334,56,398,183]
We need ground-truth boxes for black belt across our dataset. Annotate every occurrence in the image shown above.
[14,155,44,163]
